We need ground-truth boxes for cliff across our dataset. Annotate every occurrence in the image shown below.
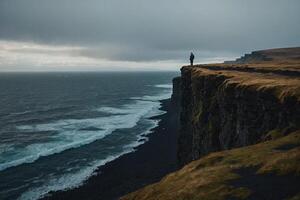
[177,66,300,166]
[121,47,300,200]
[171,76,182,108]
[176,47,300,166]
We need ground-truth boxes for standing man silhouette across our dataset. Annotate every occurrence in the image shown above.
[190,52,195,66]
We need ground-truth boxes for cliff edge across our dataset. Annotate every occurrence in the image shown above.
[178,65,300,166]
[177,47,300,166]
[121,47,300,200]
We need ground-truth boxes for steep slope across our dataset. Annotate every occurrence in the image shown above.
[121,130,300,200]
[178,67,300,166]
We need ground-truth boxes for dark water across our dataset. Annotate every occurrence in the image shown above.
[0,71,178,200]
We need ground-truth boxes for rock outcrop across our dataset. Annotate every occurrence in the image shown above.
[122,47,300,200]
[177,66,300,166]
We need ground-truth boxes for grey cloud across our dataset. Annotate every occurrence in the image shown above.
[0,0,300,62]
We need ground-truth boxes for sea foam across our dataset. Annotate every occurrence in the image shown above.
[0,88,171,172]
[17,94,169,200]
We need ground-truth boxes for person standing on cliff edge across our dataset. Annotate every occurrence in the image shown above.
[190,52,195,66]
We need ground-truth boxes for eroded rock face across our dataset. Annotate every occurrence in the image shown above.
[177,67,300,166]
[171,77,181,108]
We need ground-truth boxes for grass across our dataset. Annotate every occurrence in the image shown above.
[199,61,300,71]
[195,47,300,72]
[184,67,300,102]
[181,47,300,101]
[121,130,300,200]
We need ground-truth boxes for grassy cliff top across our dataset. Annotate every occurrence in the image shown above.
[181,47,300,102]
[183,67,300,102]
[188,47,300,73]
[197,62,300,73]
[121,130,300,200]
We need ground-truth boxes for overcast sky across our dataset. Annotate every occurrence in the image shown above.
[0,0,299,71]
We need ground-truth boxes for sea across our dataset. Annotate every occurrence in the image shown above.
[0,71,178,200]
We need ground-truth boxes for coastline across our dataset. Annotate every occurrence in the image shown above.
[42,98,179,200]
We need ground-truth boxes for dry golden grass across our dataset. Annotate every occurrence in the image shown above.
[186,67,300,102]
[121,130,300,200]
[196,62,300,72]
[184,47,300,73]
[200,47,300,71]
[181,48,300,101]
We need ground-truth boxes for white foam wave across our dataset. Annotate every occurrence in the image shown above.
[0,143,15,154]
[18,153,128,200]
[9,110,32,116]
[0,90,171,172]
[18,110,163,200]
[97,107,131,114]
[130,90,172,102]
[154,84,173,89]
[2,84,172,200]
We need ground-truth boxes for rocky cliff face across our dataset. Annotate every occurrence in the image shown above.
[122,47,300,200]
[171,77,181,108]
[176,67,300,166]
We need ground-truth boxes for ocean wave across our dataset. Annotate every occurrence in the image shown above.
[130,91,172,102]
[17,110,163,200]
[8,110,32,116]
[18,153,128,200]
[96,106,133,114]
[0,84,172,200]
[0,143,15,154]
[4,106,78,126]
[8,106,76,117]
[154,84,173,89]
[0,93,168,172]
